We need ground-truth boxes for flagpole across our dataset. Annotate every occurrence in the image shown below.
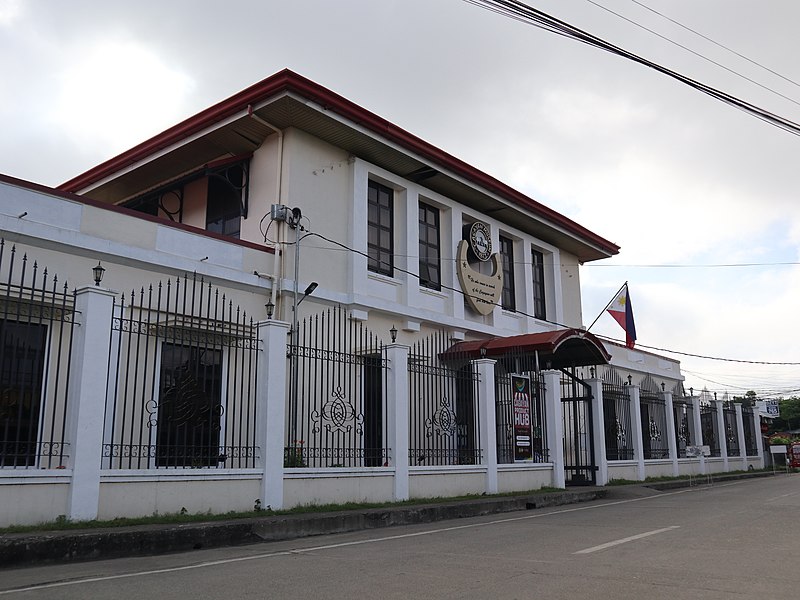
[586,281,627,332]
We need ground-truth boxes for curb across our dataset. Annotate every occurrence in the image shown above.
[0,489,606,568]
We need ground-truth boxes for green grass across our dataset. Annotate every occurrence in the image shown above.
[0,487,564,535]
[606,468,774,487]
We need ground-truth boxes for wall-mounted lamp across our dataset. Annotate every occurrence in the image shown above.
[661,382,666,392]
[627,374,633,385]
[390,325,398,343]
[265,299,275,320]
[92,262,106,286]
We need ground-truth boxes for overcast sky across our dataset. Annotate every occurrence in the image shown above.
[1,0,798,398]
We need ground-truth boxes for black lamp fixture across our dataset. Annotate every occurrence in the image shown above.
[390,325,398,343]
[296,282,318,307]
[265,299,275,320]
[92,261,105,286]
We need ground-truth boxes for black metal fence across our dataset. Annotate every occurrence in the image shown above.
[0,240,76,469]
[723,401,740,457]
[494,350,547,464]
[742,405,758,456]
[601,368,634,460]
[408,331,481,466]
[288,305,388,468]
[561,368,595,485]
[672,397,692,458]
[640,377,669,459]
[103,273,259,469]
[700,394,721,457]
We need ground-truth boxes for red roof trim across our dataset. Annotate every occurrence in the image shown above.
[447,328,612,363]
[0,173,274,255]
[57,69,619,256]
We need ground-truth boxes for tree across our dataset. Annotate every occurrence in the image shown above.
[780,397,800,430]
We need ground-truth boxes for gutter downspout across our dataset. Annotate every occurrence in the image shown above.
[248,106,285,317]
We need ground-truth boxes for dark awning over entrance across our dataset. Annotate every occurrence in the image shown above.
[446,328,611,369]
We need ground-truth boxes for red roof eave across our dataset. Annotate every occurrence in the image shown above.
[58,69,619,257]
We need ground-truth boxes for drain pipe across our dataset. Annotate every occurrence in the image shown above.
[248,106,285,317]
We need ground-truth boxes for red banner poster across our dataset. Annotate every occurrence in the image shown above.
[512,374,532,462]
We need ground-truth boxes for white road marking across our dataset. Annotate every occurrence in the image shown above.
[0,481,743,596]
[573,525,680,554]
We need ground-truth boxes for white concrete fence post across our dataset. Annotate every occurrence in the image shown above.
[475,358,498,495]
[753,409,765,469]
[385,342,410,501]
[629,384,645,481]
[256,319,291,511]
[587,377,608,486]
[66,285,116,522]
[663,389,679,477]
[543,369,565,489]
[734,403,748,471]
[715,398,729,472]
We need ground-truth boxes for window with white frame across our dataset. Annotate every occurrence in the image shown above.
[367,180,394,276]
[531,248,546,320]
[499,235,516,311]
[418,201,441,290]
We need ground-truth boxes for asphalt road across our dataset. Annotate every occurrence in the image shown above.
[2,475,798,599]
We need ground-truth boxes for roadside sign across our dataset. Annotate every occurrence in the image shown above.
[512,374,532,462]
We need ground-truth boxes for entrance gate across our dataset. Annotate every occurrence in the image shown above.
[561,369,596,485]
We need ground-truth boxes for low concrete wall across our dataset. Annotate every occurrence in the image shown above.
[643,460,674,478]
[283,469,394,508]
[608,462,638,481]
[497,464,553,493]
[409,467,485,499]
[677,459,703,476]
[0,473,71,527]
[98,472,261,519]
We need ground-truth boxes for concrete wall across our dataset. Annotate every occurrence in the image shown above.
[497,464,554,493]
[608,462,638,482]
[283,470,394,508]
[97,474,261,520]
[409,467,486,499]
[0,475,70,527]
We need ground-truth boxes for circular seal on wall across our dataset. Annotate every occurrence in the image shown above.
[468,221,492,262]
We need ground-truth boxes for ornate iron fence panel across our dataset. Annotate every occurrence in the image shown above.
[408,331,481,466]
[640,377,669,459]
[601,368,634,460]
[672,397,692,458]
[742,405,758,456]
[699,394,720,457]
[723,402,740,457]
[288,305,388,468]
[104,273,259,469]
[561,368,595,485]
[493,350,547,464]
[0,240,75,469]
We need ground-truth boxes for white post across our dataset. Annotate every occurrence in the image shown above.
[66,285,116,522]
[663,389,679,477]
[735,404,748,471]
[256,319,290,511]
[587,377,608,486]
[715,399,729,471]
[753,409,765,469]
[543,369,565,489]
[690,395,706,475]
[629,384,645,481]
[475,358,498,494]
[385,343,410,501]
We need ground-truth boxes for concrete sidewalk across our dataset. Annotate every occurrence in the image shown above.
[0,471,777,569]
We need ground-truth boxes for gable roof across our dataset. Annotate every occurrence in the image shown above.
[58,69,619,262]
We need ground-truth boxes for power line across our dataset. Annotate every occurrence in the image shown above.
[597,333,800,365]
[463,0,800,137]
[625,0,800,92]
[268,214,800,367]
[585,0,800,109]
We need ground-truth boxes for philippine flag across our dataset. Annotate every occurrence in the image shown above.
[607,284,637,349]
